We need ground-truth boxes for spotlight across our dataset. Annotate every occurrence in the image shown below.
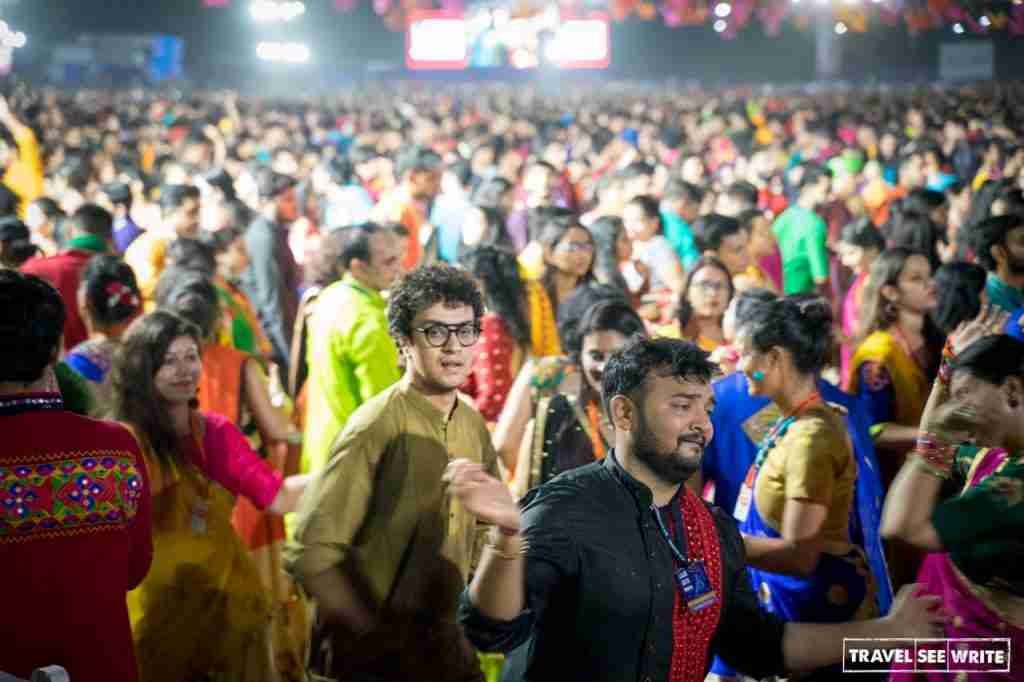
[9,32,25,48]
[714,3,732,17]
[256,41,311,63]
[713,18,728,32]
[953,22,965,33]
[834,21,848,33]
[250,1,306,23]
[980,15,991,26]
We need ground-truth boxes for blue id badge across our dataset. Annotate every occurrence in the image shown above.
[674,561,717,613]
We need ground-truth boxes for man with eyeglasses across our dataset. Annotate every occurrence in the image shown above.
[285,264,499,682]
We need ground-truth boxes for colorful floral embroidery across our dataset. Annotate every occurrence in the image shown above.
[0,454,142,542]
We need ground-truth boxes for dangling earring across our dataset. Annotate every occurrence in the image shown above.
[752,370,766,382]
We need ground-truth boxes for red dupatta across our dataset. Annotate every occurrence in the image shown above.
[667,487,725,682]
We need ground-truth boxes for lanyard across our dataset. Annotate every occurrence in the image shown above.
[651,503,690,566]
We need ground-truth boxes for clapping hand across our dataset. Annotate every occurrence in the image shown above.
[949,304,1009,357]
[443,459,521,533]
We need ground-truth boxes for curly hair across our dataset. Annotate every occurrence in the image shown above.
[387,264,485,341]
[0,271,65,383]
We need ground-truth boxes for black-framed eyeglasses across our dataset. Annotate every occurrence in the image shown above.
[414,322,481,348]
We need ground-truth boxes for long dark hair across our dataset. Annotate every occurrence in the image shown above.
[460,245,530,345]
[677,256,734,332]
[536,209,595,306]
[858,247,944,371]
[110,311,202,470]
[588,215,631,296]
[932,262,986,335]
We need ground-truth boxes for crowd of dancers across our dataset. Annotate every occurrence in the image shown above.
[2,79,1024,681]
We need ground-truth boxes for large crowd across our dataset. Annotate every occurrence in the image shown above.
[2,78,1024,682]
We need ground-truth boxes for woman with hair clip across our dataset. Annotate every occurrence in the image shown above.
[734,297,878,680]
[659,255,734,352]
[0,216,38,268]
[882,307,1024,680]
[65,254,142,412]
[849,248,944,484]
[460,245,531,422]
[523,208,595,358]
[112,310,309,682]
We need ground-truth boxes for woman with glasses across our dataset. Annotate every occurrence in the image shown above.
[659,256,734,353]
[524,209,595,359]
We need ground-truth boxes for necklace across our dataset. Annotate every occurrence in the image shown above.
[0,394,65,417]
[753,390,821,468]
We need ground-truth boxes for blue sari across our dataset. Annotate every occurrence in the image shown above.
[704,372,891,611]
[705,374,891,677]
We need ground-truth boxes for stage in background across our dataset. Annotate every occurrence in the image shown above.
[406,7,610,70]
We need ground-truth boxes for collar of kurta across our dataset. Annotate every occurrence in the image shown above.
[66,234,109,254]
[603,450,658,509]
[342,274,386,306]
[398,375,460,422]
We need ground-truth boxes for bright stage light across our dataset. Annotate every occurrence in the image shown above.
[713,19,727,32]
[952,22,965,33]
[256,41,311,63]
[714,3,732,17]
[0,23,26,50]
[250,1,305,23]
[979,15,991,26]
[834,21,848,34]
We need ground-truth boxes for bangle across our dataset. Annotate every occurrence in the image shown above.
[938,341,956,387]
[913,432,955,478]
[484,541,527,560]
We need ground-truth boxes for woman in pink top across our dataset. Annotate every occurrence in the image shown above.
[110,310,310,682]
[835,219,885,388]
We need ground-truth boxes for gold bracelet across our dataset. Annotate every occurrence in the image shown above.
[484,542,525,560]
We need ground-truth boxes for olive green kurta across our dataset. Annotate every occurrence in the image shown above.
[284,376,498,681]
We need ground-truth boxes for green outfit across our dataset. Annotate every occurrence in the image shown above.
[985,273,1024,314]
[772,205,829,295]
[661,209,701,270]
[284,378,499,681]
[300,275,400,476]
[935,445,1024,595]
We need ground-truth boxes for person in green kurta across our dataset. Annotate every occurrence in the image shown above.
[772,164,832,296]
[300,223,404,478]
[285,264,499,682]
